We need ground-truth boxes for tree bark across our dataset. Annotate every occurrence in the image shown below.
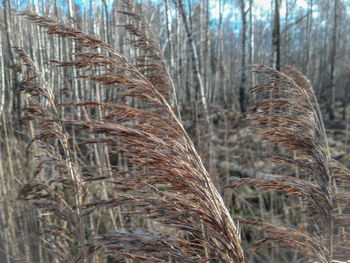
[102,0,111,44]
[3,0,17,117]
[329,0,338,120]
[214,0,224,104]
[272,0,281,70]
[249,0,255,88]
[0,28,5,117]
[305,0,313,77]
[176,0,209,125]
[239,0,248,113]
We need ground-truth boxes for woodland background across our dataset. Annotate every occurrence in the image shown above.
[1,0,350,262]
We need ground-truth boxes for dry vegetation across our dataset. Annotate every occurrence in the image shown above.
[15,4,244,263]
[1,1,350,263]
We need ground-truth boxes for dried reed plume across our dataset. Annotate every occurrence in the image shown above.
[16,3,244,262]
[228,65,350,262]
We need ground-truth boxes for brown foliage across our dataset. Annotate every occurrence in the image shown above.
[14,4,350,262]
[16,5,244,263]
[228,65,350,262]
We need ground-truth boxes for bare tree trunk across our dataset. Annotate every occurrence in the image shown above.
[3,0,17,117]
[214,0,224,104]
[272,0,281,70]
[0,30,5,117]
[102,0,110,44]
[249,0,255,88]
[204,0,212,103]
[329,0,338,121]
[33,0,44,71]
[68,0,81,119]
[200,0,210,101]
[305,0,313,77]
[164,0,178,110]
[176,0,209,126]
[0,143,10,262]
[165,0,174,75]
[284,0,289,65]
[239,0,248,113]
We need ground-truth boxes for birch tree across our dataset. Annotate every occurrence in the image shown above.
[176,0,209,125]
[329,0,338,120]
[239,0,248,113]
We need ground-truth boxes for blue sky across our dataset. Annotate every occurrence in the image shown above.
[15,0,313,22]
[211,0,309,20]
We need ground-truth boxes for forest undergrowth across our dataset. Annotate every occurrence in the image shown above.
[1,1,350,263]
